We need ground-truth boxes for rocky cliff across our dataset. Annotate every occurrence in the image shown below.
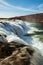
[0,13,43,23]
[8,13,43,22]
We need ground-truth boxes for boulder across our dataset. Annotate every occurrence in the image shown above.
[0,45,43,65]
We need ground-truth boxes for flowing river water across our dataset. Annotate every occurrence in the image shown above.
[0,20,43,55]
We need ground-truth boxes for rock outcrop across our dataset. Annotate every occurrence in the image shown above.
[0,41,43,65]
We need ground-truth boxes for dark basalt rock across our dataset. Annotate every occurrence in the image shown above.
[0,42,43,65]
[0,41,26,58]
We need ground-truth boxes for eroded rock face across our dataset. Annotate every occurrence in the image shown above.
[0,44,43,65]
[0,41,26,58]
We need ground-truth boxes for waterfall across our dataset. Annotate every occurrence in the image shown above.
[0,20,43,55]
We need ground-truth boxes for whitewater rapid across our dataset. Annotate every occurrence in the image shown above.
[0,20,43,55]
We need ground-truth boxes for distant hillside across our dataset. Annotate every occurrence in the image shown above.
[8,13,43,22]
[0,13,43,22]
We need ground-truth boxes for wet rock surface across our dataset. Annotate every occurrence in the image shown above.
[0,42,43,65]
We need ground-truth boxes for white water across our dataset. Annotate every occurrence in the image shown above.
[0,20,43,55]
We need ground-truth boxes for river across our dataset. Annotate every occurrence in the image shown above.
[0,20,43,55]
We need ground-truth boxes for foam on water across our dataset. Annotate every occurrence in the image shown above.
[0,20,43,55]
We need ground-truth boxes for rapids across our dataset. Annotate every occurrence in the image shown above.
[0,20,43,55]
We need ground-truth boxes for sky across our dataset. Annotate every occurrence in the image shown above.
[0,0,43,18]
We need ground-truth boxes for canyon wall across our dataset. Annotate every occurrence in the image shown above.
[9,13,43,23]
[0,13,43,23]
